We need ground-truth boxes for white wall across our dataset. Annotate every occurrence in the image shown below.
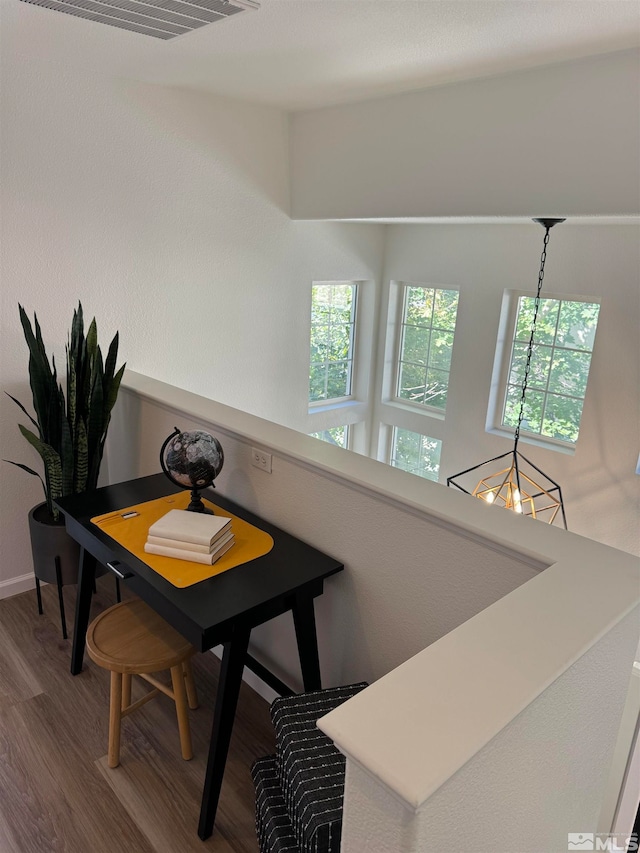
[291,50,640,219]
[0,24,384,590]
[376,222,640,556]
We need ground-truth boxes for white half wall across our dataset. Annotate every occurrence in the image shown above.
[291,50,640,219]
[332,608,640,853]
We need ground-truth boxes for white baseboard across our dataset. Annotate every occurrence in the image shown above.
[209,646,280,706]
[0,572,36,600]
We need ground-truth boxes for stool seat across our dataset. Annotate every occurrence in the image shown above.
[86,599,198,768]
[87,598,194,674]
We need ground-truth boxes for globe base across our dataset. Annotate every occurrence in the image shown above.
[186,488,215,515]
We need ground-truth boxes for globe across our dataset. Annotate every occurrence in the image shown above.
[160,427,224,513]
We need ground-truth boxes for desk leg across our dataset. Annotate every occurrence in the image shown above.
[198,624,251,841]
[292,590,322,692]
[70,548,96,675]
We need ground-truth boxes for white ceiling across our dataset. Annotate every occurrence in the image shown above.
[4,0,640,110]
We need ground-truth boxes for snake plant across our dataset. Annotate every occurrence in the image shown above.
[6,304,125,520]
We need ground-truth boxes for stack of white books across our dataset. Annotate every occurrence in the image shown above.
[144,509,234,565]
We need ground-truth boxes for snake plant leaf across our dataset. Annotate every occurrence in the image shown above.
[75,419,88,493]
[104,362,126,419]
[18,424,62,517]
[4,460,48,500]
[60,414,74,496]
[86,318,98,364]
[80,337,92,415]
[67,351,77,439]
[104,331,119,384]
[5,392,40,433]
[4,460,48,506]
[20,306,52,383]
[20,307,54,439]
[87,351,104,488]
[71,303,83,354]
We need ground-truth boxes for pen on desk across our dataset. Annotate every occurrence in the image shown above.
[95,510,140,525]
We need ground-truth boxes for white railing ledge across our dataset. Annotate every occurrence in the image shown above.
[317,544,640,811]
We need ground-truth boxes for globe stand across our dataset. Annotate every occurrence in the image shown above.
[160,427,225,515]
[186,487,214,515]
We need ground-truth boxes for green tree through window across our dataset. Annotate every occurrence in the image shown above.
[309,283,357,402]
[391,427,442,481]
[396,286,459,411]
[503,297,600,443]
[309,426,348,448]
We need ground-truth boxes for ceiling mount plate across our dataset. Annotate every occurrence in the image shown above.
[532,218,567,229]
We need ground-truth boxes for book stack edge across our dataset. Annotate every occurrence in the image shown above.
[144,509,234,565]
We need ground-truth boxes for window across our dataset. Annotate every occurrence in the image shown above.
[309,283,357,403]
[309,426,349,448]
[305,278,455,473]
[396,286,459,411]
[390,427,442,481]
[501,296,600,444]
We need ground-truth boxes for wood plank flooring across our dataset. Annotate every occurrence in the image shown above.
[0,578,276,852]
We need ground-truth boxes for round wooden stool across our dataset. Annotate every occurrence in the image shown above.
[86,598,199,768]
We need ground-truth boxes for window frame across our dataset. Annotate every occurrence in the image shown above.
[306,280,375,456]
[308,281,359,408]
[486,289,601,453]
[391,282,460,416]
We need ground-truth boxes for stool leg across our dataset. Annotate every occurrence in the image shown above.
[108,672,123,768]
[121,673,132,711]
[183,659,199,710]
[35,578,43,615]
[170,665,193,761]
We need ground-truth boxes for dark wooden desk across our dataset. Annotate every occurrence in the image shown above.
[56,473,343,841]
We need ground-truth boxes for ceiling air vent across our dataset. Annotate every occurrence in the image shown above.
[18,0,260,39]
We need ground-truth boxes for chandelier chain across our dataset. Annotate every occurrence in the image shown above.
[513,226,550,451]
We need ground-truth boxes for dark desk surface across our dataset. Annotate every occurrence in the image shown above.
[56,473,344,652]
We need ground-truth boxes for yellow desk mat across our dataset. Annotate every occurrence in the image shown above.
[91,492,274,588]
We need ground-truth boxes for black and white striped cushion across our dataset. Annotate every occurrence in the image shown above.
[270,683,368,853]
[252,755,300,853]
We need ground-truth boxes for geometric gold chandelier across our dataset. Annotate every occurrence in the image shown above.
[447,218,568,528]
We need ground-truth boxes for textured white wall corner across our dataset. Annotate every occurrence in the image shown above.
[337,611,640,853]
[600,664,640,837]
[291,49,640,219]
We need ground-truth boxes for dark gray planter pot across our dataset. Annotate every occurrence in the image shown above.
[28,502,81,585]
[27,502,109,639]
